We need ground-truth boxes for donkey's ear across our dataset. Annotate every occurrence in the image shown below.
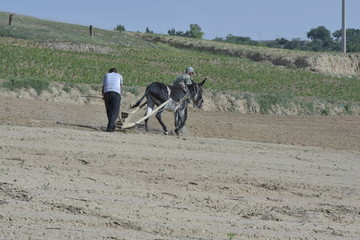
[199,78,207,87]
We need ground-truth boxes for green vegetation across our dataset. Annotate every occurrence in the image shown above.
[227,233,237,240]
[211,26,360,53]
[255,93,316,115]
[168,24,204,39]
[0,12,149,47]
[114,24,126,31]
[1,42,358,101]
[0,11,359,102]
[1,78,50,95]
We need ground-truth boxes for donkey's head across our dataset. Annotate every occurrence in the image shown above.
[188,78,206,108]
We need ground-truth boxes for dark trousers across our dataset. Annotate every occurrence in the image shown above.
[104,91,121,132]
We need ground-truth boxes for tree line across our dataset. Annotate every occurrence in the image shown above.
[114,24,360,53]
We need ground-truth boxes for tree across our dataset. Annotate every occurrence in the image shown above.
[307,26,333,51]
[284,38,304,50]
[213,37,225,42]
[114,24,125,31]
[145,27,154,34]
[168,28,184,36]
[225,34,257,45]
[168,28,176,36]
[276,37,289,46]
[333,28,360,52]
[187,24,204,39]
[167,24,204,39]
[213,34,257,46]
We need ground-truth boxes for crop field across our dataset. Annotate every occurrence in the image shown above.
[0,11,360,102]
[1,42,360,101]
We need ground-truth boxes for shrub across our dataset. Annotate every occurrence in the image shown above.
[256,94,279,114]
[1,78,49,95]
[125,86,140,96]
[114,24,126,31]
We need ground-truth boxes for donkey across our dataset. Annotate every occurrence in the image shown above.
[131,79,206,135]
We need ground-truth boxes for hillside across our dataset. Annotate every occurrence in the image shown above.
[0,11,151,48]
[1,11,360,110]
[2,11,360,77]
[136,33,360,77]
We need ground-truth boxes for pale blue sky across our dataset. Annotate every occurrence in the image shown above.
[2,0,359,40]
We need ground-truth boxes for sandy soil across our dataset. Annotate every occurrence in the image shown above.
[1,94,360,240]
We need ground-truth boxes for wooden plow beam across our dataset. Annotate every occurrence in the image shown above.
[120,99,170,129]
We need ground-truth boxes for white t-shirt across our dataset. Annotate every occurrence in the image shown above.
[103,72,123,94]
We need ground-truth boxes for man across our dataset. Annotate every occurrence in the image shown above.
[102,68,124,132]
[173,67,195,92]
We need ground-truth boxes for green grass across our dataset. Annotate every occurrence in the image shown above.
[1,42,359,101]
[0,11,149,47]
[1,78,50,95]
[0,11,359,102]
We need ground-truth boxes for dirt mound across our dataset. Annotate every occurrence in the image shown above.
[296,53,360,76]
[202,89,360,116]
[1,81,359,116]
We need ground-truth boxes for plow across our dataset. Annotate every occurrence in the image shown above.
[118,99,170,130]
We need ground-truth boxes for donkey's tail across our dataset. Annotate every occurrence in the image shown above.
[130,86,149,108]
[130,94,146,108]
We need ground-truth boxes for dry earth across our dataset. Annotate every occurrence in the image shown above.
[1,86,360,240]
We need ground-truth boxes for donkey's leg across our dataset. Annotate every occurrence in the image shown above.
[174,111,179,134]
[174,108,187,135]
[155,110,168,135]
[144,106,153,132]
[183,107,188,126]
